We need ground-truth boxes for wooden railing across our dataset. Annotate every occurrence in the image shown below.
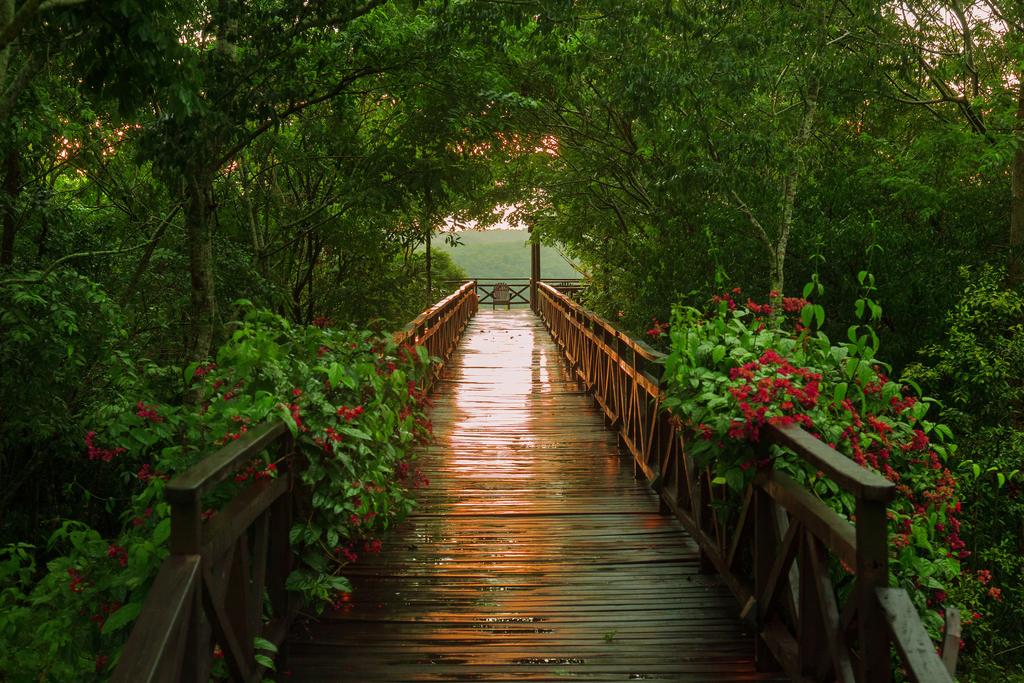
[113,283,478,682]
[535,282,958,683]
[394,281,478,385]
[443,278,585,309]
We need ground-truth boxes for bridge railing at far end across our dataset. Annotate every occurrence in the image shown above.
[112,282,478,683]
[443,278,585,308]
[534,282,959,683]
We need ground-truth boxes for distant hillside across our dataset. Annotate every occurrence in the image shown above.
[431,230,580,279]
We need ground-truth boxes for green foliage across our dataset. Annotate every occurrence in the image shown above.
[662,288,985,641]
[904,266,1024,676]
[0,305,432,679]
[0,272,139,542]
[3,0,1024,677]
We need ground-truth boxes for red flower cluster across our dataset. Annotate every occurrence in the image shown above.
[331,591,352,611]
[411,468,430,489]
[67,567,86,593]
[135,401,163,422]
[137,463,156,482]
[233,459,277,482]
[416,416,433,442]
[711,288,742,311]
[724,349,821,441]
[337,405,364,421]
[107,544,128,568]
[216,424,249,446]
[395,460,411,480]
[397,342,420,363]
[311,316,332,328]
[84,431,126,462]
[407,381,430,407]
[646,317,670,338]
[289,403,307,432]
[131,506,153,527]
[89,601,121,630]
[193,362,217,378]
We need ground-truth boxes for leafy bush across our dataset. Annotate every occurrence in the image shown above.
[904,266,1024,679]
[660,285,989,643]
[0,304,432,679]
[0,272,138,544]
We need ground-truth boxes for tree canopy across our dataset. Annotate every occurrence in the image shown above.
[1,0,1023,679]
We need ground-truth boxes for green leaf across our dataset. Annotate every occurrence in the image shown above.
[102,602,142,634]
[153,518,171,545]
[277,405,298,436]
[801,304,814,328]
[711,345,726,365]
[340,427,372,441]
[255,653,276,670]
[254,637,278,653]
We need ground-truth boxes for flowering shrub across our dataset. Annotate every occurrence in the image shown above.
[903,266,1024,677]
[0,305,433,679]
[661,286,988,640]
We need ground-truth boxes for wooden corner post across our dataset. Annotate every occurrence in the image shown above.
[529,225,541,311]
[856,495,892,683]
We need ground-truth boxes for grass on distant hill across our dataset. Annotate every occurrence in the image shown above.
[429,229,580,280]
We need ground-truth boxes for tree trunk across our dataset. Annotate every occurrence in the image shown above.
[1,147,20,267]
[1010,78,1024,286]
[425,230,432,300]
[423,185,433,301]
[186,174,217,361]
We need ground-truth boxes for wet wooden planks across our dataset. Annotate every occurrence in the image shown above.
[286,310,774,681]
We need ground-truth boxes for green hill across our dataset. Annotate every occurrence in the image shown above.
[430,229,579,280]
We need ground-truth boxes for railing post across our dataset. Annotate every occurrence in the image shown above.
[529,225,540,311]
[856,496,891,683]
[168,489,202,556]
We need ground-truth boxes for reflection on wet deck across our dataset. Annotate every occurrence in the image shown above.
[287,310,773,681]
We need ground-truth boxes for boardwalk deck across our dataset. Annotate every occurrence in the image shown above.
[286,310,776,681]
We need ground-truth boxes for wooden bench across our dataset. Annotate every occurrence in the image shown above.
[492,282,511,309]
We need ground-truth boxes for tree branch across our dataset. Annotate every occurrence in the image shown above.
[3,237,158,286]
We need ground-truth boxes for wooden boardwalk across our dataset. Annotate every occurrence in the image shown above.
[287,310,774,681]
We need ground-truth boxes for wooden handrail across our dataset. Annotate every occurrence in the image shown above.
[112,556,201,682]
[166,421,289,504]
[535,283,954,683]
[762,424,896,503]
[442,277,585,283]
[114,286,478,682]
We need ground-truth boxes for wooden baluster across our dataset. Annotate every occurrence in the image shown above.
[798,532,826,676]
[752,487,779,671]
[699,471,716,574]
[267,439,295,667]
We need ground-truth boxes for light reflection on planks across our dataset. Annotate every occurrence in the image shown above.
[287,310,777,681]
